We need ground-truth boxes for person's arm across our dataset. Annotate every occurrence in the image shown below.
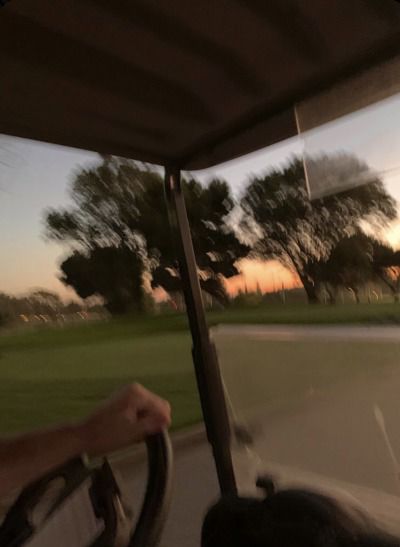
[0,383,171,499]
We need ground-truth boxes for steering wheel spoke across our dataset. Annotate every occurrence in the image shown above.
[0,431,172,547]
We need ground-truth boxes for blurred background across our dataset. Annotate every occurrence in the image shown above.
[2,90,400,534]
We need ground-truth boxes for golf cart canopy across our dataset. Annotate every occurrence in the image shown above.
[1,0,400,170]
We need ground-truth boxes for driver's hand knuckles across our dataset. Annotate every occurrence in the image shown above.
[118,384,171,429]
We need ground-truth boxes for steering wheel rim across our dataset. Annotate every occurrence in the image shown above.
[0,430,173,547]
[130,430,173,547]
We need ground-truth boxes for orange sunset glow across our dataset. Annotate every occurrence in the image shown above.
[226,259,300,295]
[152,259,299,303]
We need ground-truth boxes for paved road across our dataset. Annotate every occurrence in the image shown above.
[116,325,400,546]
[116,440,218,547]
[253,369,400,494]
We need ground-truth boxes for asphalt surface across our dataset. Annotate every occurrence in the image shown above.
[116,441,218,547]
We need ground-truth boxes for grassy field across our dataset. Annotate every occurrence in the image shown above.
[1,303,400,434]
[0,331,198,433]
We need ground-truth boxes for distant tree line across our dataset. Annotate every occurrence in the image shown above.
[43,154,398,314]
[0,290,80,325]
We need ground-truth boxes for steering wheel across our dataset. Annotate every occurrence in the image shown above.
[0,430,173,547]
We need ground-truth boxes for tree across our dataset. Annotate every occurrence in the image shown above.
[27,290,63,316]
[0,289,86,325]
[60,247,145,315]
[241,155,397,303]
[371,241,400,302]
[0,292,13,326]
[311,232,400,304]
[45,157,248,312]
[316,232,373,303]
[146,178,249,306]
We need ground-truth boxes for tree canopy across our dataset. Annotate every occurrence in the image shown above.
[316,232,400,303]
[45,156,248,313]
[0,289,84,326]
[60,247,145,315]
[241,155,397,303]
[315,232,373,303]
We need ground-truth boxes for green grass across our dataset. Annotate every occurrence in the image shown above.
[0,331,199,433]
[0,302,400,434]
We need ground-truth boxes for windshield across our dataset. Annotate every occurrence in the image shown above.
[214,326,400,511]
[211,61,400,536]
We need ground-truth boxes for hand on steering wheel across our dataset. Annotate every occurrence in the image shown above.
[0,385,173,547]
[0,431,173,547]
[81,384,171,457]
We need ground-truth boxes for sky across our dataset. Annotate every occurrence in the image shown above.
[1,93,400,300]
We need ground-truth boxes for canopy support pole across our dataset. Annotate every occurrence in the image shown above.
[164,168,237,495]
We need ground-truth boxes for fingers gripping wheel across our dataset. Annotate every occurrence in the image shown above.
[0,431,173,547]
